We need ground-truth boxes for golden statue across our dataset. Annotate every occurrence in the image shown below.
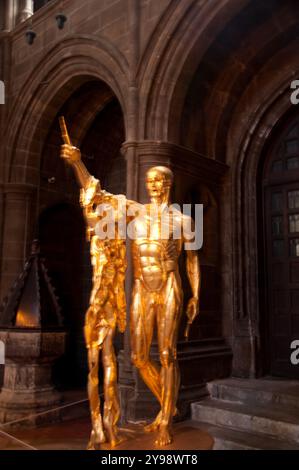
[59,117,201,447]
[59,118,126,449]
[129,168,201,446]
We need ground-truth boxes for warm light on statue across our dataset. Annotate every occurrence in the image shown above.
[59,117,201,448]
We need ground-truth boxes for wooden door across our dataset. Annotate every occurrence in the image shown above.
[263,116,299,378]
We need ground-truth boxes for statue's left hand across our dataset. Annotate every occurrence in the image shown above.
[186,297,199,322]
[184,297,199,340]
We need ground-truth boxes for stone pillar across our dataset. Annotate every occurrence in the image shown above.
[228,170,258,378]
[0,3,13,170]
[17,0,33,24]
[0,31,12,278]
[118,0,141,422]
[3,0,17,31]
[0,183,36,301]
[118,142,138,423]
[0,186,4,294]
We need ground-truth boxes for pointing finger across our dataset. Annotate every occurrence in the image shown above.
[59,116,71,145]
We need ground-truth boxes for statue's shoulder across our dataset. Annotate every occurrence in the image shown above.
[181,212,194,223]
[101,192,126,204]
[168,204,190,222]
[172,209,195,240]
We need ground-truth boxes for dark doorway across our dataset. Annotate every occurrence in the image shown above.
[262,113,299,378]
[39,204,86,387]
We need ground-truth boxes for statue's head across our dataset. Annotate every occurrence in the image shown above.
[146,166,173,202]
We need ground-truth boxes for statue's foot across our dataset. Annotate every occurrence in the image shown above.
[144,412,161,433]
[103,408,122,447]
[154,425,173,447]
[145,407,178,433]
[110,435,122,448]
[87,440,95,451]
[106,426,122,448]
[87,428,106,450]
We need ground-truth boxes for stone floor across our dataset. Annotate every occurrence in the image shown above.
[4,377,299,450]
[0,388,213,450]
[0,388,90,450]
[0,416,92,450]
[0,417,214,450]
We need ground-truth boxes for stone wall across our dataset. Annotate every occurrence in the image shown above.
[1,0,299,390]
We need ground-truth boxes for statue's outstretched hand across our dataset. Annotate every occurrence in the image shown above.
[184,297,199,340]
[59,116,81,164]
[60,143,81,164]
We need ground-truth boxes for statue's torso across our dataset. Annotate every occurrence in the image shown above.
[132,205,184,292]
[133,240,167,291]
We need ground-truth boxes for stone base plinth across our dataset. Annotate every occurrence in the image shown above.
[0,329,66,426]
[0,386,62,426]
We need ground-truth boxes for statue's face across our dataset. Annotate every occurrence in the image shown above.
[146,169,166,198]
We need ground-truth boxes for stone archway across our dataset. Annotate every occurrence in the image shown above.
[0,36,129,301]
[137,0,249,141]
[3,35,129,186]
[0,41,127,384]
[228,87,299,378]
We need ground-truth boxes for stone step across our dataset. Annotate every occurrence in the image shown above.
[191,421,299,450]
[208,378,299,410]
[191,398,299,443]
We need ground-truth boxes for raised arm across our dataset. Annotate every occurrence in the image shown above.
[59,117,144,231]
[59,116,95,190]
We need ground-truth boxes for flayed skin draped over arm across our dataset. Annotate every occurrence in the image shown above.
[184,215,201,328]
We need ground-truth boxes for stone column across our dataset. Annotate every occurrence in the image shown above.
[0,0,13,160]
[118,142,138,423]
[3,0,17,31]
[0,183,36,301]
[17,0,33,24]
[118,0,141,423]
[0,184,4,273]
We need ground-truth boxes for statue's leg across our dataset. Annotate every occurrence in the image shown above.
[87,345,106,449]
[102,319,122,448]
[130,284,161,410]
[155,275,182,447]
